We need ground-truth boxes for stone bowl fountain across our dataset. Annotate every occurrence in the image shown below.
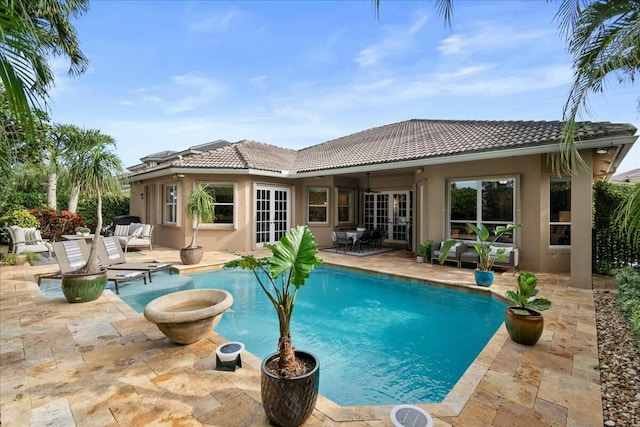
[144,289,233,345]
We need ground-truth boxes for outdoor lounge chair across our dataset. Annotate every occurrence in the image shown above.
[5,225,53,257]
[431,240,467,268]
[97,236,173,281]
[41,240,147,294]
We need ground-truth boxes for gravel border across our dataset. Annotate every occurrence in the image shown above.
[594,290,640,427]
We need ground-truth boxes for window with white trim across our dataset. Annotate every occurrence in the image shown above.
[164,184,178,225]
[308,187,329,224]
[549,179,571,246]
[200,183,235,226]
[337,189,354,224]
[449,178,516,243]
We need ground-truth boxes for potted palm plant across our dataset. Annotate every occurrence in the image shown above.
[62,133,124,303]
[438,223,520,286]
[504,272,551,345]
[224,225,323,427]
[180,184,215,265]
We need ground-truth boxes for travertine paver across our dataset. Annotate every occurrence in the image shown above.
[0,247,604,426]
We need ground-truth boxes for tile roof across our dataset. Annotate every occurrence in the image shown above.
[612,168,640,183]
[129,119,636,177]
[294,119,636,172]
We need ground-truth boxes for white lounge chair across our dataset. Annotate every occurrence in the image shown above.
[97,236,172,281]
[5,225,52,257]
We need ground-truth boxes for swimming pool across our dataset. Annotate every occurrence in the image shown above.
[123,265,506,407]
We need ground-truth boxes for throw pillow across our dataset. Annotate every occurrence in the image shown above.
[114,224,129,236]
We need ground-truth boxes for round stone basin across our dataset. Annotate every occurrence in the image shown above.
[144,289,233,345]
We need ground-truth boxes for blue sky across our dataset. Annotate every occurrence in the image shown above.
[49,0,639,173]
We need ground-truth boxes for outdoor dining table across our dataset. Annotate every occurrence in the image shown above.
[331,229,364,244]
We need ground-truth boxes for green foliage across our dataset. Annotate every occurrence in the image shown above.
[417,240,433,258]
[224,226,322,371]
[76,193,129,230]
[2,253,18,265]
[186,184,215,248]
[24,251,39,264]
[505,272,552,314]
[0,209,39,244]
[593,182,640,274]
[614,267,640,347]
[30,207,84,241]
[438,223,521,271]
[74,226,90,233]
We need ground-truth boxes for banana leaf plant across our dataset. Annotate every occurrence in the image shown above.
[438,223,521,271]
[505,272,551,315]
[224,225,322,378]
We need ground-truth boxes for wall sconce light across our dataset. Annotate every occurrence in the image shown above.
[416,168,424,174]
[140,193,144,200]
[596,148,608,154]
[176,173,185,178]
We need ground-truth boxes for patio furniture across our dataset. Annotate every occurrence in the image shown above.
[334,231,352,253]
[5,226,52,257]
[460,243,519,273]
[97,236,173,281]
[357,230,372,252]
[370,228,383,249]
[40,240,147,294]
[61,234,95,241]
[113,223,154,252]
[431,240,467,268]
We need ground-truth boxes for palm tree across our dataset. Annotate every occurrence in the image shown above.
[0,0,89,179]
[68,132,124,274]
[556,0,640,173]
[618,184,640,249]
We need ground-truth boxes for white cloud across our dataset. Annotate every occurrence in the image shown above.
[438,25,554,56]
[354,13,428,68]
[250,75,267,89]
[133,73,225,114]
[188,10,240,33]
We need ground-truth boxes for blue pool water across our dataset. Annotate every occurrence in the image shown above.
[122,265,506,407]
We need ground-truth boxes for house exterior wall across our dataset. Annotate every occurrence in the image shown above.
[129,149,597,288]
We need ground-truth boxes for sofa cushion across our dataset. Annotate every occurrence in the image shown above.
[25,228,43,244]
[114,224,129,236]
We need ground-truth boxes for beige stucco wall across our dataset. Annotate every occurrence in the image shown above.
[129,149,597,284]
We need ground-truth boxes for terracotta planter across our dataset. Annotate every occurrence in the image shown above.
[180,246,204,265]
[474,270,494,287]
[61,268,108,303]
[144,289,233,344]
[261,351,320,427]
[504,307,544,346]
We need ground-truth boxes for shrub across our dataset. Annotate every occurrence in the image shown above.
[0,209,40,244]
[30,208,85,242]
[76,193,130,230]
[614,267,640,347]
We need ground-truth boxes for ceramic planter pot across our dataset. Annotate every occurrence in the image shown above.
[61,268,108,303]
[504,307,544,346]
[261,350,320,427]
[180,246,204,265]
[474,270,494,286]
[144,289,233,344]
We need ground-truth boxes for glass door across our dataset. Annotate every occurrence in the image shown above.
[364,191,412,245]
[256,186,290,246]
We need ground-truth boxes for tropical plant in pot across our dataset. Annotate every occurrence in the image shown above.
[504,272,551,345]
[63,132,124,303]
[416,240,433,263]
[224,225,323,427]
[438,223,520,286]
[180,184,215,265]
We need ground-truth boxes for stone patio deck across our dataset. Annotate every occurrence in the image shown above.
[0,247,605,426]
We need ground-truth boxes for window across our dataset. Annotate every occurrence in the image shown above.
[549,179,571,246]
[200,183,235,226]
[164,184,178,224]
[449,178,516,243]
[308,187,328,224]
[337,189,354,223]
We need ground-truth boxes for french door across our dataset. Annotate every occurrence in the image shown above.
[364,191,412,245]
[256,186,290,247]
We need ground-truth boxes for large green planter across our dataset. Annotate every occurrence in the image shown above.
[504,307,544,346]
[61,268,108,303]
[261,350,320,427]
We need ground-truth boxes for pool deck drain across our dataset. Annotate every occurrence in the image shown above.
[1,246,605,426]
